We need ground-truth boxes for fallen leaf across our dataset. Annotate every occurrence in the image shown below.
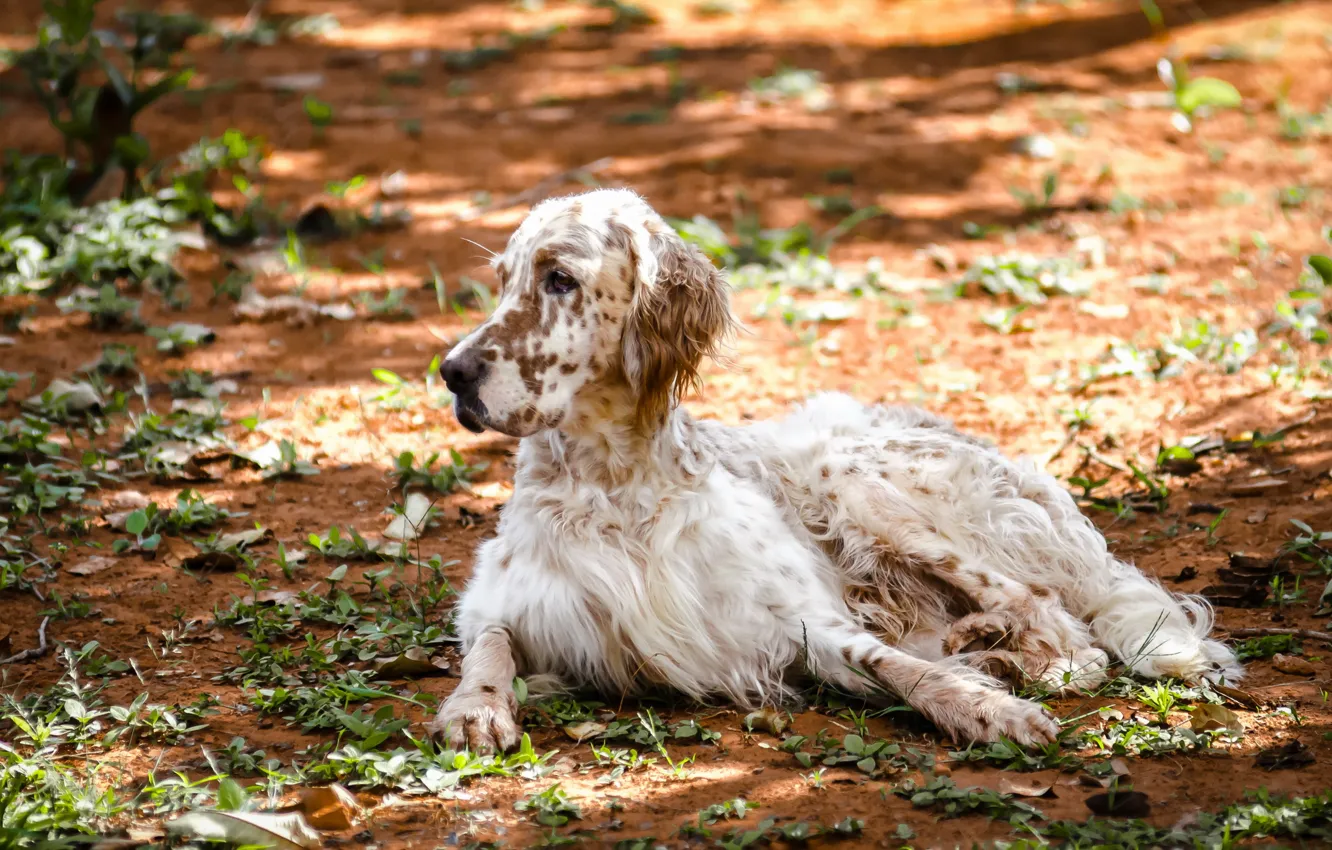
[469,481,514,501]
[1272,653,1316,676]
[998,773,1056,798]
[239,590,300,606]
[298,784,361,830]
[1078,301,1129,320]
[180,550,246,572]
[1255,739,1315,770]
[1210,684,1262,710]
[217,527,274,551]
[1190,704,1243,735]
[373,647,450,680]
[104,490,151,512]
[26,379,103,413]
[155,322,216,347]
[144,439,226,480]
[383,493,434,541]
[166,810,321,849]
[232,441,285,470]
[1169,566,1198,583]
[261,72,326,92]
[1109,758,1131,777]
[235,287,355,327]
[1228,477,1287,496]
[563,721,608,742]
[67,556,117,577]
[1085,790,1151,818]
[743,708,790,736]
[1245,509,1268,524]
[1201,583,1269,608]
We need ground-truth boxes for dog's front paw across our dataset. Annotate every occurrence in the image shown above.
[919,683,1059,747]
[425,685,520,754]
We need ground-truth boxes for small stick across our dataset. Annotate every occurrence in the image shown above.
[1,617,51,665]
[1083,448,1131,475]
[1226,627,1332,643]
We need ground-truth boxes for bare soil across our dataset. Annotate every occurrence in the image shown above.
[3,0,1332,847]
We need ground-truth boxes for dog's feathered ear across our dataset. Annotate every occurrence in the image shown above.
[621,225,733,431]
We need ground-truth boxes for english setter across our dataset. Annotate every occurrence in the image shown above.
[427,189,1239,752]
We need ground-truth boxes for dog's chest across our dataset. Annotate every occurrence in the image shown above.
[470,468,834,698]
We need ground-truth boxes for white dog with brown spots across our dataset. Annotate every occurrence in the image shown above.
[427,188,1240,752]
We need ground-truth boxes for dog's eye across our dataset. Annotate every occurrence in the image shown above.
[544,269,578,295]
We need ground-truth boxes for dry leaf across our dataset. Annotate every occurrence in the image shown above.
[1272,653,1316,676]
[998,772,1056,798]
[743,708,790,736]
[104,490,151,512]
[1085,790,1150,818]
[261,72,326,92]
[1255,739,1315,770]
[563,721,608,742]
[26,379,103,412]
[1190,703,1243,735]
[383,493,434,541]
[181,550,246,572]
[1228,477,1286,496]
[166,810,321,849]
[1210,684,1261,710]
[232,441,284,470]
[240,590,300,606]
[298,784,361,830]
[217,527,273,551]
[235,287,355,327]
[67,556,117,577]
[373,647,450,680]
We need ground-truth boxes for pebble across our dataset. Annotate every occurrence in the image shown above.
[1011,134,1056,160]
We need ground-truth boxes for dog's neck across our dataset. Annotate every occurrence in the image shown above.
[522,383,712,491]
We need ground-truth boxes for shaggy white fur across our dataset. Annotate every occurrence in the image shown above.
[426,189,1240,752]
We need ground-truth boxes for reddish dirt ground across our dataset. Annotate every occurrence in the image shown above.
[4,0,1332,847]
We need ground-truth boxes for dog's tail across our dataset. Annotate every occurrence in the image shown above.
[1081,557,1242,683]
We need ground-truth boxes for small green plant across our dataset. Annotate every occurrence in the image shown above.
[1234,633,1299,661]
[357,288,416,320]
[392,450,484,495]
[516,783,581,827]
[896,776,1043,825]
[1008,170,1059,212]
[304,96,334,139]
[55,284,143,330]
[146,322,215,354]
[264,440,320,479]
[1158,55,1242,133]
[13,0,199,199]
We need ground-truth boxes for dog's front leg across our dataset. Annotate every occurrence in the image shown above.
[426,626,521,753]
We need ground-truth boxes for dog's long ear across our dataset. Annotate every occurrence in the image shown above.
[621,226,733,431]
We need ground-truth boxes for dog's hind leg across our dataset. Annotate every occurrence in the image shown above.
[827,470,1107,691]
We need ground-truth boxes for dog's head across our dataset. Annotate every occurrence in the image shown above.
[441,189,732,437]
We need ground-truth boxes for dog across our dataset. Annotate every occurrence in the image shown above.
[426,188,1240,752]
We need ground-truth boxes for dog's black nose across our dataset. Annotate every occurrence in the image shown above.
[441,351,487,395]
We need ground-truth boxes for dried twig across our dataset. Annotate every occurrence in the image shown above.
[1,616,51,665]
[1083,448,1131,475]
[1227,627,1332,643]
